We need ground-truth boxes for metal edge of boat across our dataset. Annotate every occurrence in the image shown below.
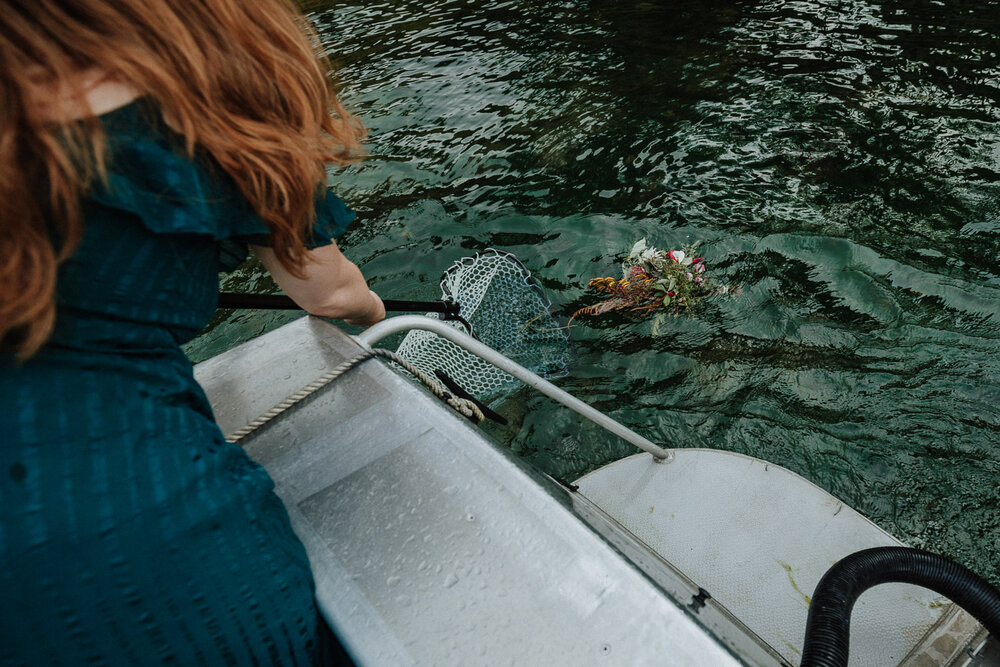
[194,314,994,666]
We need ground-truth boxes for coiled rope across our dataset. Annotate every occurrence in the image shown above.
[225,347,484,444]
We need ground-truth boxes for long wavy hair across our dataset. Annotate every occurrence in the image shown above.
[0,0,365,359]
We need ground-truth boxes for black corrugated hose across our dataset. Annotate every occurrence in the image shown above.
[800,546,1000,667]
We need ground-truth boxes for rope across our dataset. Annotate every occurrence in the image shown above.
[225,347,484,444]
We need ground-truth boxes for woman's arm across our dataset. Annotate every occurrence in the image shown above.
[252,241,385,326]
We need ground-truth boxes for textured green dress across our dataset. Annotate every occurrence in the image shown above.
[0,100,353,666]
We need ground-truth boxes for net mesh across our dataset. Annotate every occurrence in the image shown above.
[394,249,572,399]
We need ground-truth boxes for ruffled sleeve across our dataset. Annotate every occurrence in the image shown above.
[88,100,356,270]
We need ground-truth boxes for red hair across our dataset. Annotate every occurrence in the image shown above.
[0,0,365,359]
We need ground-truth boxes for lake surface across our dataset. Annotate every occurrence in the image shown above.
[187,0,1000,583]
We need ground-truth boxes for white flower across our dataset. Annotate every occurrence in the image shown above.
[668,249,685,263]
[628,238,648,260]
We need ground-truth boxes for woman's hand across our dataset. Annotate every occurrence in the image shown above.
[344,290,385,327]
[252,241,386,326]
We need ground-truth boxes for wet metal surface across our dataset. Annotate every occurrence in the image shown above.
[195,317,754,666]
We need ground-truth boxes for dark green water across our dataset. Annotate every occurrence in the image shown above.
[187,0,1000,583]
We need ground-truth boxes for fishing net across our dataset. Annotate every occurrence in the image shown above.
[394,249,572,399]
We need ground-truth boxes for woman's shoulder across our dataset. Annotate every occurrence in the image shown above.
[90,100,356,249]
[86,97,273,244]
[27,69,142,123]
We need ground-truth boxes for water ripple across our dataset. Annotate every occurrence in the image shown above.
[190,0,1000,582]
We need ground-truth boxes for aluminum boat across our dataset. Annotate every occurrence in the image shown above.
[194,315,995,666]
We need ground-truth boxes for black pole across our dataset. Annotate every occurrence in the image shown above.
[217,292,460,319]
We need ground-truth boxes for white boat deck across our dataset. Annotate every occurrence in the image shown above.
[195,315,985,666]
[194,316,769,666]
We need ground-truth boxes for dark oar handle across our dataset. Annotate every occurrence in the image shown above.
[217,292,460,319]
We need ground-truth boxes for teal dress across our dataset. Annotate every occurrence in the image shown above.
[0,100,354,666]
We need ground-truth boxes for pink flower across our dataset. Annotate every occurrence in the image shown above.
[693,260,706,273]
[695,276,703,283]
[629,265,645,278]
[685,272,693,279]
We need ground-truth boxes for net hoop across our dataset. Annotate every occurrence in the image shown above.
[394,248,572,399]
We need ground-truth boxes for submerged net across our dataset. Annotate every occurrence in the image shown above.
[394,249,572,399]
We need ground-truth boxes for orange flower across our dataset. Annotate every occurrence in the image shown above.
[588,277,618,292]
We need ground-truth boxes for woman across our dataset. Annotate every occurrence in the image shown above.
[0,0,382,664]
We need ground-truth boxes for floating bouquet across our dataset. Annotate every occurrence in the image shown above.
[570,239,734,322]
